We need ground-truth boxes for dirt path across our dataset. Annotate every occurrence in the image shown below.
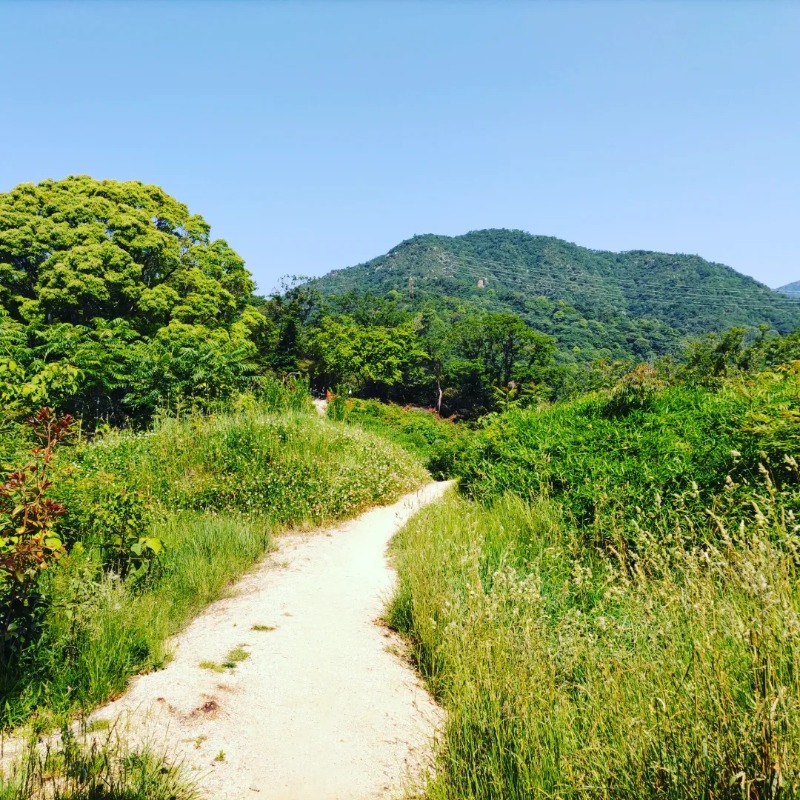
[313,397,328,416]
[91,482,451,799]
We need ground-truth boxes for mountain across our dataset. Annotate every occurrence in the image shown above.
[777,280,800,298]
[312,229,800,362]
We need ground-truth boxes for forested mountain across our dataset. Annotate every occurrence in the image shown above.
[313,229,800,363]
[777,280,800,297]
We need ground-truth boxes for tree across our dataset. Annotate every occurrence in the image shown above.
[445,313,554,415]
[307,315,427,398]
[0,177,261,426]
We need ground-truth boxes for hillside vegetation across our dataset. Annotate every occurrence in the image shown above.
[4,178,798,422]
[314,229,800,363]
[0,383,426,732]
[389,349,800,799]
[4,174,800,799]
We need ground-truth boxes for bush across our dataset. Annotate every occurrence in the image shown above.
[0,410,73,664]
[455,371,800,550]
[327,397,469,479]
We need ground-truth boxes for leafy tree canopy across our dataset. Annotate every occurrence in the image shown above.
[0,175,253,331]
[0,177,261,424]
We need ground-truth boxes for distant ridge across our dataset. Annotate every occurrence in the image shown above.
[777,280,800,297]
[312,229,800,363]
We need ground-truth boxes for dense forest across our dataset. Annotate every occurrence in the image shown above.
[314,229,800,359]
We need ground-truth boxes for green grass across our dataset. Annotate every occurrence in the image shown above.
[390,368,800,799]
[221,645,250,669]
[1,403,428,730]
[326,397,469,478]
[390,490,800,799]
[0,724,198,800]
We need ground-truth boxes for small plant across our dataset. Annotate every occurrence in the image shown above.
[213,750,226,763]
[199,660,226,673]
[604,363,666,415]
[222,645,250,669]
[199,646,250,674]
[251,624,275,632]
[326,392,350,421]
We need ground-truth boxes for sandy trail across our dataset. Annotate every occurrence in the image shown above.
[91,481,450,799]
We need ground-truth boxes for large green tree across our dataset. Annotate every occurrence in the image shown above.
[307,315,427,398]
[0,176,260,423]
[0,176,253,330]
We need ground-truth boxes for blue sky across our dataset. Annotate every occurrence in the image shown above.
[1,1,798,293]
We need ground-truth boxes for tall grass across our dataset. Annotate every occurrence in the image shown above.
[1,723,198,799]
[390,369,800,799]
[326,397,467,478]
[390,491,800,799]
[2,404,428,729]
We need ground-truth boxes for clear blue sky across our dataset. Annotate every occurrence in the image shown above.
[1,1,798,293]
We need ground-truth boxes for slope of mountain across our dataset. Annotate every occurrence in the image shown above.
[313,229,800,362]
[777,280,800,297]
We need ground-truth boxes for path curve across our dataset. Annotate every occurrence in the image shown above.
[92,481,451,799]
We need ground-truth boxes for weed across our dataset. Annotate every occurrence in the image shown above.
[0,723,198,799]
[221,646,249,669]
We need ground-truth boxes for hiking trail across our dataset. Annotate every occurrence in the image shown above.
[90,481,451,799]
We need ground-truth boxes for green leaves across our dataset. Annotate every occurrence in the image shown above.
[0,177,260,427]
[307,314,428,395]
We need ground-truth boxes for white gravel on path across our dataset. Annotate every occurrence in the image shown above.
[92,481,451,800]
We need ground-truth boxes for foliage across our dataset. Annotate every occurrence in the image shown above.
[327,397,469,478]
[453,367,800,551]
[0,723,198,800]
[0,403,427,728]
[390,489,800,800]
[314,229,800,359]
[307,314,427,397]
[0,409,73,661]
[0,177,265,426]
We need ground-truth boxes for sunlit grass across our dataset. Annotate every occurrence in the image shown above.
[2,402,428,730]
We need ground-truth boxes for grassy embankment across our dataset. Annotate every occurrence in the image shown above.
[389,365,800,798]
[1,384,427,797]
[326,396,466,478]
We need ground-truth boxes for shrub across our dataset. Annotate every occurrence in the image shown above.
[0,410,73,663]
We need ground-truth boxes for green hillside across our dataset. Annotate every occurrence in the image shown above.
[314,229,800,362]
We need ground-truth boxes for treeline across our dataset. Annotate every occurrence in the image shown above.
[2,177,798,430]
[0,178,550,425]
